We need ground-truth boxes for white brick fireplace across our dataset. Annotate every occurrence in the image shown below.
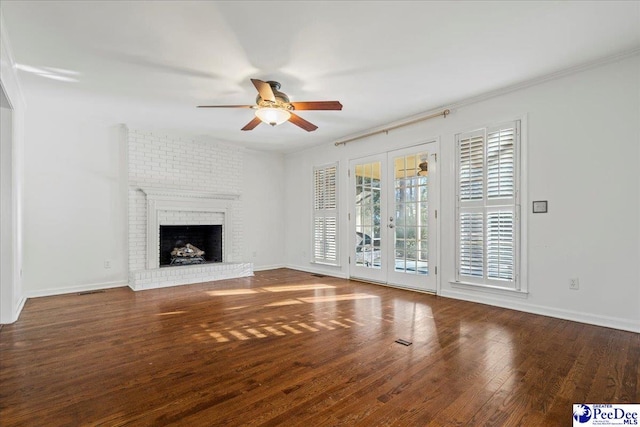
[127,129,252,290]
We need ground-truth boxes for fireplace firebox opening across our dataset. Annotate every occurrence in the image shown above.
[159,225,222,267]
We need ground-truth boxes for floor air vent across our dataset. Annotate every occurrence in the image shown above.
[395,339,412,346]
[78,290,106,296]
[310,274,327,278]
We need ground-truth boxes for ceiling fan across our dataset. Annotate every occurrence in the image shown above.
[197,79,342,132]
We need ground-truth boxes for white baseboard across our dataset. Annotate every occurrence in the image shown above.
[284,264,349,279]
[252,264,286,272]
[439,288,640,333]
[1,296,27,324]
[13,296,26,321]
[25,280,128,298]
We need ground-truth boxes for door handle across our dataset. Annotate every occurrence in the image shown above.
[388,224,395,229]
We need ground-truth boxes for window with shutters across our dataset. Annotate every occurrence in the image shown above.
[455,121,520,289]
[313,164,339,265]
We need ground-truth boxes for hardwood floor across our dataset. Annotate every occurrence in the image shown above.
[1,269,638,426]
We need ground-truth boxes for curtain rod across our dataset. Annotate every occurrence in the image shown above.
[334,109,450,147]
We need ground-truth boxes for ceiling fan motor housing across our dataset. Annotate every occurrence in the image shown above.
[256,81,291,106]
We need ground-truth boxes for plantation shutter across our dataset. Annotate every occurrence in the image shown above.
[487,127,515,199]
[458,130,486,280]
[313,164,338,264]
[459,212,484,277]
[456,121,519,288]
[459,133,484,201]
[486,210,514,280]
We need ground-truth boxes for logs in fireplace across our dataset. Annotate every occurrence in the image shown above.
[159,225,222,267]
[170,243,206,265]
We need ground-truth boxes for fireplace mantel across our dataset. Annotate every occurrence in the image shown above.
[141,188,235,270]
[139,187,241,201]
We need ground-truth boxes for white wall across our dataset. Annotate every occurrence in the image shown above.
[243,149,285,270]
[22,105,129,296]
[0,11,26,323]
[284,54,640,332]
[1,99,15,319]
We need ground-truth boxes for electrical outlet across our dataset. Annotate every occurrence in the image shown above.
[104,260,111,269]
[252,251,257,258]
[569,278,579,290]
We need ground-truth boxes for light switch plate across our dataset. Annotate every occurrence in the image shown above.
[533,200,548,213]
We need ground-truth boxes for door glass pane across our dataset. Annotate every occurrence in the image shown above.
[354,161,381,269]
[393,152,429,275]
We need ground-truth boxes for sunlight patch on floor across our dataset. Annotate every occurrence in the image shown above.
[206,283,337,298]
[298,293,379,303]
[209,332,230,343]
[264,299,305,307]
[313,321,335,330]
[199,314,369,342]
[329,320,351,328]
[297,323,319,332]
[246,328,268,338]
[206,289,258,296]
[198,284,379,344]
[281,325,303,334]
[229,330,250,340]
[263,326,286,336]
[262,284,336,292]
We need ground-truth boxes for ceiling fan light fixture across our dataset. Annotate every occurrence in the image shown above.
[255,107,291,126]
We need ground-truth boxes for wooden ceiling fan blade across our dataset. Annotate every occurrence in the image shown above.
[290,101,343,111]
[241,117,262,131]
[197,105,255,108]
[289,113,318,132]
[251,79,275,102]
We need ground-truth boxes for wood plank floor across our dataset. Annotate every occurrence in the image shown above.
[1,269,638,426]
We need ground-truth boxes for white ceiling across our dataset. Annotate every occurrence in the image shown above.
[2,1,639,152]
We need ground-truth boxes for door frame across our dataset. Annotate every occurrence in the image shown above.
[348,139,441,294]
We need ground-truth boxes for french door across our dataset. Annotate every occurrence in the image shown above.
[349,142,438,292]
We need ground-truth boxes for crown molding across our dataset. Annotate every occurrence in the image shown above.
[447,47,640,112]
[330,47,640,148]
